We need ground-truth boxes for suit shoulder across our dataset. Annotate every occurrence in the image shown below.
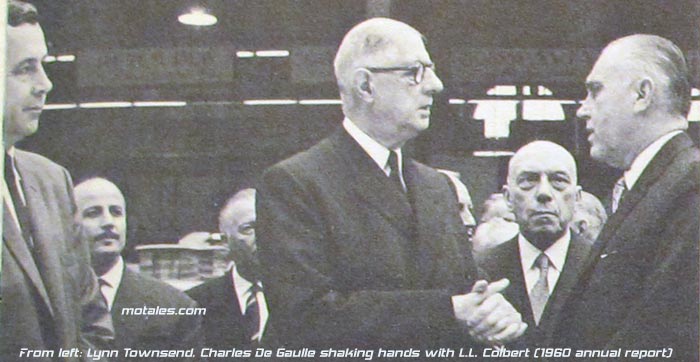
[476,238,517,270]
[123,270,197,308]
[14,149,68,175]
[186,274,228,303]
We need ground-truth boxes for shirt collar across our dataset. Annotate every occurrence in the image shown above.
[624,130,682,190]
[343,118,402,176]
[99,256,125,289]
[518,229,571,272]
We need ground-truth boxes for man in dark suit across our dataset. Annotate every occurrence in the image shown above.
[1,2,113,360]
[257,17,526,351]
[554,34,699,360]
[478,141,591,350]
[74,178,203,361]
[188,188,269,349]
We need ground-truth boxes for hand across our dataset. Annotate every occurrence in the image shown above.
[452,279,527,345]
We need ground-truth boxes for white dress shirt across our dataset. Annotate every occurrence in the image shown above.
[343,118,405,189]
[230,264,269,342]
[519,230,571,296]
[623,130,683,190]
[99,257,125,311]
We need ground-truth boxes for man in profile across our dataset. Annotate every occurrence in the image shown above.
[1,2,113,360]
[257,17,526,350]
[554,34,699,360]
[188,188,270,349]
[477,141,591,349]
[74,178,202,362]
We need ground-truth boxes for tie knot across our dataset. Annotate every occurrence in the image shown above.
[387,151,400,174]
[535,253,549,271]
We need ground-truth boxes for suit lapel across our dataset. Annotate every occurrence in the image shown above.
[3,207,54,316]
[580,133,695,274]
[331,129,414,240]
[538,235,591,338]
[14,154,69,319]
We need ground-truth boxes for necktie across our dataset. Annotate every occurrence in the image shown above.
[610,177,627,214]
[98,278,111,311]
[387,151,405,192]
[244,283,261,342]
[4,153,33,248]
[530,253,550,325]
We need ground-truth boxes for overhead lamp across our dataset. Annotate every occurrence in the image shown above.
[178,7,217,26]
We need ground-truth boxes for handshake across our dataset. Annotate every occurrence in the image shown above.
[452,279,527,346]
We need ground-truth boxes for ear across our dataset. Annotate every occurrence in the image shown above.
[573,219,588,234]
[633,77,654,112]
[502,185,513,208]
[352,69,374,103]
[575,185,582,203]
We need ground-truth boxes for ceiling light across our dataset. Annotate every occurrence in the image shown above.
[236,51,255,58]
[79,102,133,109]
[133,101,187,107]
[255,50,290,57]
[299,99,342,105]
[473,151,515,157]
[448,98,466,105]
[243,99,297,106]
[43,103,77,110]
[56,54,76,62]
[178,8,217,26]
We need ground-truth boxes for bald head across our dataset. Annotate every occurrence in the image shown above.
[334,17,423,96]
[505,141,581,249]
[74,178,127,275]
[507,141,578,185]
[573,191,607,244]
[219,188,257,253]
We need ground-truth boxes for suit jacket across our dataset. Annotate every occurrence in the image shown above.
[1,149,113,362]
[477,234,590,349]
[257,127,478,349]
[110,268,203,361]
[553,133,700,361]
[187,269,257,350]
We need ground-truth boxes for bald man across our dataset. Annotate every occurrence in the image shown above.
[188,188,270,349]
[477,141,591,350]
[257,18,525,350]
[74,178,203,362]
[554,34,699,360]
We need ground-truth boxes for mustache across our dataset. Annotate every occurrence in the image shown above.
[94,231,120,241]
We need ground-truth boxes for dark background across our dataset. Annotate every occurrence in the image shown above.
[19,0,700,256]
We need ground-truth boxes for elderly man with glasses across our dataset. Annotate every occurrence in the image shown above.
[257,18,526,352]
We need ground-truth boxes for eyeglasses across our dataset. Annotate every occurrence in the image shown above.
[364,62,435,85]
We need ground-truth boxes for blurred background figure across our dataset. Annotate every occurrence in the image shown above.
[438,169,477,239]
[571,190,607,245]
[188,188,269,349]
[472,192,519,255]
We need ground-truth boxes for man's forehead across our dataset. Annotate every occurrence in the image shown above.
[7,23,47,55]
[75,181,125,207]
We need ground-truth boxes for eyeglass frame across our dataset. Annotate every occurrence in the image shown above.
[362,61,436,85]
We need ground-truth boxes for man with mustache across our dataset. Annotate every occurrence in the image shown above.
[1,2,113,360]
[74,178,203,362]
[477,141,591,350]
[553,34,699,360]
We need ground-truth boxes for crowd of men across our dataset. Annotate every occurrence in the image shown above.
[2,1,698,361]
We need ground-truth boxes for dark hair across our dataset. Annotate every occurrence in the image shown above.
[8,0,39,27]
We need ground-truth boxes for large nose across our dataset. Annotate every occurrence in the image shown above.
[535,179,554,203]
[32,64,53,97]
[423,67,443,95]
[576,98,590,121]
[100,212,116,229]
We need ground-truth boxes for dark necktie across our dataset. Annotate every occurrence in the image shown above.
[98,278,111,311]
[4,153,33,248]
[244,283,261,342]
[610,177,627,214]
[387,151,405,192]
[530,253,550,325]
